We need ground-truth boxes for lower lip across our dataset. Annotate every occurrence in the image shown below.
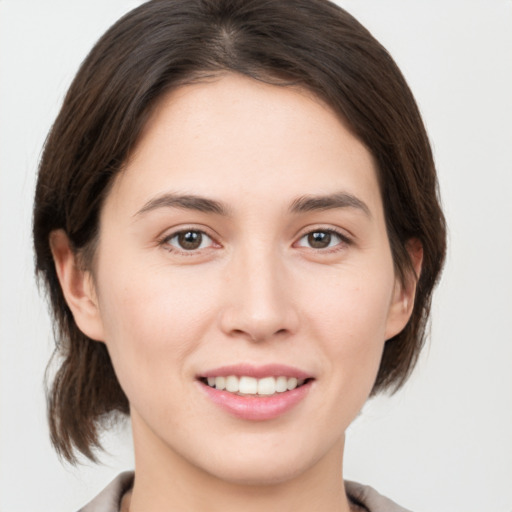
[198,380,313,421]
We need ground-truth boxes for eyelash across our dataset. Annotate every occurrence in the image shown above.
[158,228,218,255]
[295,228,352,252]
[158,227,352,255]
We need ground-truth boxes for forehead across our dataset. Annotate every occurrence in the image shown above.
[109,73,381,217]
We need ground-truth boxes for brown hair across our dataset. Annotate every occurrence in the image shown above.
[33,0,446,463]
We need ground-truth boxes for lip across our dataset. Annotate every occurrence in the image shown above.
[197,364,314,421]
[199,381,312,421]
[199,363,312,380]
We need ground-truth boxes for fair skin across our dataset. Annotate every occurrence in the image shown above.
[51,74,420,512]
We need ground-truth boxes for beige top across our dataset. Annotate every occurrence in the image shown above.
[78,472,412,512]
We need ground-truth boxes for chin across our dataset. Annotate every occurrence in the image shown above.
[190,436,328,487]
[207,458,309,487]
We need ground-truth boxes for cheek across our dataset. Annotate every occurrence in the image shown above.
[99,259,212,332]
[307,262,394,339]
[94,265,216,396]
[303,264,394,384]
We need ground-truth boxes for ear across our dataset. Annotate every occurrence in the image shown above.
[385,238,423,340]
[49,230,105,342]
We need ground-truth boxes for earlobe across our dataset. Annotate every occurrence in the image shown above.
[49,230,105,342]
[385,238,423,340]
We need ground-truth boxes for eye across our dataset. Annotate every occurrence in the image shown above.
[163,230,215,252]
[296,229,348,250]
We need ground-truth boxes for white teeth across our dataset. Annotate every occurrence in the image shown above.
[258,377,276,395]
[239,376,258,394]
[287,377,298,390]
[225,375,239,392]
[214,376,226,390]
[205,375,307,395]
[275,376,288,392]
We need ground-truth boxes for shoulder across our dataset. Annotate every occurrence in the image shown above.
[77,473,411,512]
[345,480,413,512]
[77,472,134,512]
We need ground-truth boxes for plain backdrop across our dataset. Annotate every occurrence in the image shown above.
[1,1,511,511]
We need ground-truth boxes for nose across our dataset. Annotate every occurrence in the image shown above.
[218,246,299,343]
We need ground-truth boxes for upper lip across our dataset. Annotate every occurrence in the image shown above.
[199,364,313,380]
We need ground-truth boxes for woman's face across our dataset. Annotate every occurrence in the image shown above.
[77,74,412,484]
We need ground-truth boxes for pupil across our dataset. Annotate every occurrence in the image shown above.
[308,231,330,249]
[179,231,202,250]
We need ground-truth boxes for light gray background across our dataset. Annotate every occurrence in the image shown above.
[1,1,511,511]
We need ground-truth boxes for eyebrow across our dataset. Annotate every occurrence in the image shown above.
[135,193,228,217]
[289,192,371,217]
[134,191,371,218]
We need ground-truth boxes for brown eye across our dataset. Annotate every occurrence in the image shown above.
[307,231,332,249]
[166,230,213,251]
[296,230,347,250]
[178,231,202,250]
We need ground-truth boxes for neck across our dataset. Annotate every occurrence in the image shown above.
[127,416,353,512]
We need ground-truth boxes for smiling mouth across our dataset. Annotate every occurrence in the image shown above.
[199,375,312,396]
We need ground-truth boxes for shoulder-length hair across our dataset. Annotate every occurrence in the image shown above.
[33,0,446,463]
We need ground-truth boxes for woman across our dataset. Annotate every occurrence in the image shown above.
[33,0,446,510]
